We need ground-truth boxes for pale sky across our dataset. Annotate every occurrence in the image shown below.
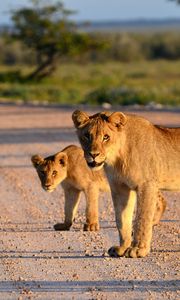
[0,0,180,24]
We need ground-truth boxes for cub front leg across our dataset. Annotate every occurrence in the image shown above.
[125,184,157,258]
[54,186,81,231]
[84,185,99,231]
[108,184,136,257]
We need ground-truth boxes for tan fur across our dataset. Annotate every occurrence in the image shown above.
[31,144,166,233]
[72,110,179,257]
[31,145,110,231]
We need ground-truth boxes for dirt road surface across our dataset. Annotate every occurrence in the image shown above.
[0,104,179,300]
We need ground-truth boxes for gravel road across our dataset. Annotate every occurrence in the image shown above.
[0,104,179,300]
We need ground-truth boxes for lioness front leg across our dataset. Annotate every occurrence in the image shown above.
[125,184,157,258]
[153,191,167,226]
[108,184,136,257]
[84,185,99,231]
[54,186,81,231]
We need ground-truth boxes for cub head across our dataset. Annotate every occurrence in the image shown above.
[31,152,68,192]
[72,110,127,170]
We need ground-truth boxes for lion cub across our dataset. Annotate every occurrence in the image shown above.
[31,145,166,232]
[31,145,109,231]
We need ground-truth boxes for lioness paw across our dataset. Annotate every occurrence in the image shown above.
[125,246,149,258]
[83,222,99,231]
[54,223,71,231]
[108,246,126,257]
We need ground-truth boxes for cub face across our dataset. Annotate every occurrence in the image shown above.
[31,152,68,192]
[72,110,127,170]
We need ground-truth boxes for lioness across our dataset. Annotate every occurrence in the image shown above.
[31,145,109,231]
[31,144,165,233]
[72,110,179,257]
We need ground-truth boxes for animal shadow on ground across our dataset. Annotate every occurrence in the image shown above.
[0,128,75,144]
[0,280,179,293]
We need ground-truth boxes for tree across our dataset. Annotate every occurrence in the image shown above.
[11,0,102,80]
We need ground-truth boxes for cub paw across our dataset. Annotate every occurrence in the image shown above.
[125,246,149,258]
[83,222,99,231]
[54,223,71,231]
[108,246,126,257]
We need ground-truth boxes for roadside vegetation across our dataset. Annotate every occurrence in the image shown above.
[0,59,180,106]
[0,0,179,106]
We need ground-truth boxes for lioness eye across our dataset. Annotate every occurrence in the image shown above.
[83,133,90,141]
[103,134,110,142]
[52,170,57,177]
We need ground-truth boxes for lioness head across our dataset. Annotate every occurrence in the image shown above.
[72,110,127,170]
[31,152,68,192]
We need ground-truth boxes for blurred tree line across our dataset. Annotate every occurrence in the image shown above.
[1,32,179,65]
[0,0,180,80]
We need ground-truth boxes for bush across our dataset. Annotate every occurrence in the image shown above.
[0,38,36,65]
[142,33,180,60]
[106,33,142,62]
[84,85,180,106]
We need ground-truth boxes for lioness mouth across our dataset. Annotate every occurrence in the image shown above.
[87,161,104,168]
[43,187,54,192]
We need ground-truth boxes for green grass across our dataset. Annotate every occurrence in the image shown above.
[0,60,180,106]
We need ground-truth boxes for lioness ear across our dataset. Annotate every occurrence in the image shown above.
[31,155,44,168]
[72,110,89,128]
[108,112,127,129]
[55,152,68,167]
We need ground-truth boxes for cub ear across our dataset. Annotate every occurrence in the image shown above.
[55,152,68,167]
[108,112,127,129]
[31,155,44,168]
[72,110,89,128]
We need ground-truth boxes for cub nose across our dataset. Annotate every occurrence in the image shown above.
[89,152,100,159]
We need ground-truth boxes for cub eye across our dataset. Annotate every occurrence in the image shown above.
[103,134,110,142]
[40,171,46,176]
[52,170,57,177]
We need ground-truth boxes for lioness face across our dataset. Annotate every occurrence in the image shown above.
[72,110,127,170]
[31,152,68,192]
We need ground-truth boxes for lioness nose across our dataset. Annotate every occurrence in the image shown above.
[45,183,51,188]
[89,152,100,159]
